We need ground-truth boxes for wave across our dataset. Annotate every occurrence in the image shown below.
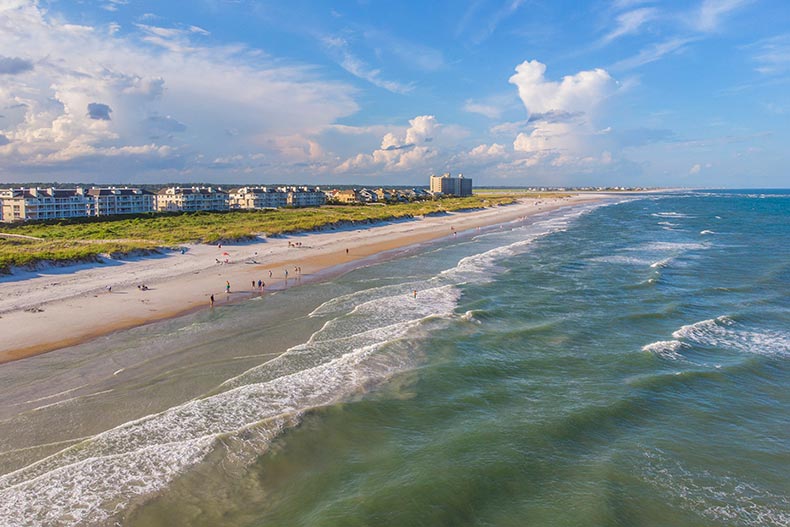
[700,230,715,235]
[642,340,687,360]
[0,289,457,526]
[651,211,693,219]
[670,316,789,358]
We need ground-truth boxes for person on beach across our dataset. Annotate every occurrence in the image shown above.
[269,270,273,278]
[210,294,214,307]
[345,248,349,254]
[413,289,417,298]
[252,280,256,289]
[226,281,231,293]
[257,279,262,289]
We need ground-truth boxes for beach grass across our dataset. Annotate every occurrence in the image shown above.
[0,195,518,272]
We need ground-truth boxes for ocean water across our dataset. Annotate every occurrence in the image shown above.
[0,190,788,526]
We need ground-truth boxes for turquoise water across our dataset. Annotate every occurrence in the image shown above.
[0,191,788,526]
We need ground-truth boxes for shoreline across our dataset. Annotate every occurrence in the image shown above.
[0,195,606,363]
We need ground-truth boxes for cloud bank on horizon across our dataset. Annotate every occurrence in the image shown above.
[0,0,787,187]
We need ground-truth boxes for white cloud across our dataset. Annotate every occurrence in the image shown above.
[335,115,445,174]
[696,0,752,32]
[689,163,702,174]
[468,143,506,158]
[0,2,358,179]
[502,60,619,170]
[324,35,414,94]
[602,7,658,44]
[508,60,617,118]
[612,37,696,71]
[750,34,790,75]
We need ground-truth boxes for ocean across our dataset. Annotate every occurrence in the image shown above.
[0,190,787,526]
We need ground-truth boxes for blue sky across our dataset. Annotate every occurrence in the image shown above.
[0,0,788,187]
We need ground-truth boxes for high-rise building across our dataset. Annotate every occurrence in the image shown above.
[429,173,473,196]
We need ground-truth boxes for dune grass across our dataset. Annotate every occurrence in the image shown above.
[0,195,518,272]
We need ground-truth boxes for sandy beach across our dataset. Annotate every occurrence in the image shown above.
[0,195,602,362]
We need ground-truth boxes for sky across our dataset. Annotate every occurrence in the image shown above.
[0,0,788,187]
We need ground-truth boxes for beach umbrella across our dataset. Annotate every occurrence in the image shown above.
[222,252,230,256]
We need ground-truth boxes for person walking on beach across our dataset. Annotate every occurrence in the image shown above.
[226,281,231,293]
[269,270,273,278]
[210,294,214,307]
[413,289,417,298]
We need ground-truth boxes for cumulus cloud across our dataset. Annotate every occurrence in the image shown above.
[0,2,357,181]
[468,143,506,158]
[501,60,620,170]
[87,102,112,120]
[335,115,445,174]
[508,60,616,119]
[689,163,702,174]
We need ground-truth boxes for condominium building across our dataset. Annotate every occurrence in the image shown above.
[0,187,93,222]
[285,186,326,207]
[229,187,287,209]
[429,172,473,197]
[155,187,229,212]
[87,187,156,216]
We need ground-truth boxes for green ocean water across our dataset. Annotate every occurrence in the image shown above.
[1,191,787,526]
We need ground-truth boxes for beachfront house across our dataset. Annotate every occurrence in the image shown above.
[429,172,473,197]
[156,186,230,212]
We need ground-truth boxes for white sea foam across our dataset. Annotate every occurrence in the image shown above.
[642,340,686,360]
[651,211,693,218]
[672,316,789,358]
[700,230,715,235]
[641,450,790,527]
[650,257,674,269]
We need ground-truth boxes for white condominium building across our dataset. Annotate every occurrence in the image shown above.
[156,187,229,212]
[87,187,156,216]
[0,187,93,222]
[229,186,326,209]
[229,187,288,209]
[285,186,326,207]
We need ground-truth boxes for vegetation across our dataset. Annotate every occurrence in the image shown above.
[0,195,517,273]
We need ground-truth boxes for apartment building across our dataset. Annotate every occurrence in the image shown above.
[156,187,229,212]
[285,186,326,207]
[229,187,288,209]
[87,187,156,216]
[429,173,473,197]
[0,187,93,222]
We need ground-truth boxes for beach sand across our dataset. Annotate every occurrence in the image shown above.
[0,195,602,362]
